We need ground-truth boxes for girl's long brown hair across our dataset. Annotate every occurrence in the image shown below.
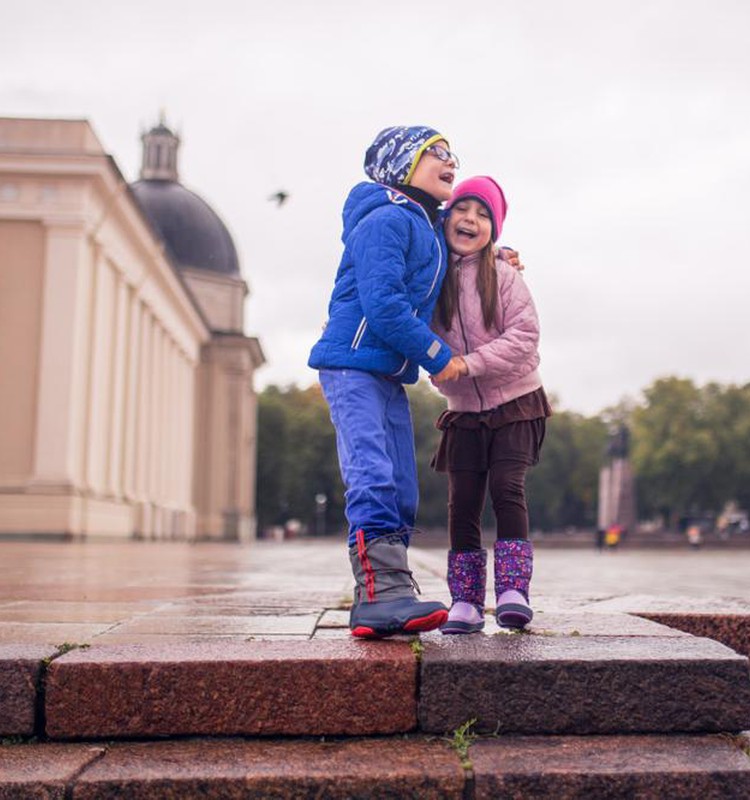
[436,241,498,331]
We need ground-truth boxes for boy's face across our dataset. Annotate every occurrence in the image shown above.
[409,140,456,202]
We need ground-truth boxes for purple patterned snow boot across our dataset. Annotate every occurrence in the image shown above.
[441,549,487,635]
[494,539,533,629]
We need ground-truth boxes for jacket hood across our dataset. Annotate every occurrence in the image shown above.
[342,182,429,242]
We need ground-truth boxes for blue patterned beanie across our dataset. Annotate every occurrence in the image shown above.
[364,126,445,187]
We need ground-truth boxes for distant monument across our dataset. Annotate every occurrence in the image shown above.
[597,424,638,535]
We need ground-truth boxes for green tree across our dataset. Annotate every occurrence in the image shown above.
[256,385,343,533]
[526,409,608,530]
[708,383,750,510]
[256,386,288,528]
[630,377,722,523]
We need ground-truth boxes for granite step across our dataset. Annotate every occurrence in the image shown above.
[469,733,750,799]
[43,639,417,740]
[1,734,749,799]
[418,631,750,735]
[3,614,750,741]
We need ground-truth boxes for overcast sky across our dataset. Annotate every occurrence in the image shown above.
[2,0,749,415]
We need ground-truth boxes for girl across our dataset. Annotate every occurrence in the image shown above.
[309,126,464,638]
[431,176,551,633]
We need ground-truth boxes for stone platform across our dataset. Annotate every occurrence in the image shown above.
[2,735,750,799]
[1,540,750,797]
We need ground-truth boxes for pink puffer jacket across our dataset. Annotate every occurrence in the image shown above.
[431,253,542,412]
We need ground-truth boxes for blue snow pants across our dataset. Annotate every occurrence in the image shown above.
[319,369,418,547]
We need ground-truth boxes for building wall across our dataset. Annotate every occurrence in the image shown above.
[0,118,209,538]
[0,221,44,484]
[193,335,262,541]
[181,268,246,334]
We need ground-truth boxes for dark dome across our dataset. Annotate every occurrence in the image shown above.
[131,180,240,276]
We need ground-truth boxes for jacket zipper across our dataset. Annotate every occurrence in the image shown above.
[391,203,445,377]
[455,261,485,410]
[351,316,367,349]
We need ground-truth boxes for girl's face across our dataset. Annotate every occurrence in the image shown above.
[409,139,456,202]
[445,198,493,256]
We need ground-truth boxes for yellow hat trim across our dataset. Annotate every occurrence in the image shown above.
[403,134,446,185]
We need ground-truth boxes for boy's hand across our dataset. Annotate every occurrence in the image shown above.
[432,356,468,383]
[497,246,524,272]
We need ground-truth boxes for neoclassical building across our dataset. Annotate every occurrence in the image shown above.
[0,116,264,540]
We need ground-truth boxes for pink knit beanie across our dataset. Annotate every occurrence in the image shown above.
[446,176,507,241]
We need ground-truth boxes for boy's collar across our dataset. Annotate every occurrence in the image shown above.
[392,183,442,223]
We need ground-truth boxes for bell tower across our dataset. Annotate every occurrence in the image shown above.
[140,113,180,181]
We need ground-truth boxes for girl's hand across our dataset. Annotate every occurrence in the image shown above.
[497,246,525,272]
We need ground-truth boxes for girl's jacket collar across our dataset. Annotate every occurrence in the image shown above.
[450,252,482,269]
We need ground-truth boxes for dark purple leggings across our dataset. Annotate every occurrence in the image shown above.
[448,460,530,551]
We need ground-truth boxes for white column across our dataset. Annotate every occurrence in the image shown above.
[30,222,90,489]
[166,336,177,509]
[135,309,153,503]
[181,355,192,510]
[122,291,142,501]
[158,327,169,509]
[108,273,130,497]
[85,254,117,494]
[148,322,162,518]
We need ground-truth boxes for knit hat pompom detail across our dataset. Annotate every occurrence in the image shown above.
[364,125,445,187]
[447,176,507,241]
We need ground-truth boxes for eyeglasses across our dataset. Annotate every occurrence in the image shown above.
[424,145,460,169]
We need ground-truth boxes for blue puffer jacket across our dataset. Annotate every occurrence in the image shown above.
[308,182,452,384]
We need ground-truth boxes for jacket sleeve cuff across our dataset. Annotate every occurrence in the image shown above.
[463,352,487,377]
[426,341,452,375]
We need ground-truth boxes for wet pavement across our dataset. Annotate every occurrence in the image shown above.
[0,539,748,644]
[2,539,750,797]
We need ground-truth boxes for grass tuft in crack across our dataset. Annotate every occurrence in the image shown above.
[719,732,750,759]
[409,638,424,661]
[447,718,477,770]
[42,642,91,666]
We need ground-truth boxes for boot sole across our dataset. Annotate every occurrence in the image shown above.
[350,609,448,639]
[496,603,533,629]
[441,620,485,635]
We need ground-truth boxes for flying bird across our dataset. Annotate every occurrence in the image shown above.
[268,191,289,207]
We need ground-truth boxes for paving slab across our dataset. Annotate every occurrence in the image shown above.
[2,542,750,644]
[311,627,354,639]
[577,594,750,615]
[97,612,319,638]
[419,634,750,735]
[69,737,464,799]
[45,640,417,739]
[471,734,750,800]
[152,603,324,617]
[518,612,688,638]
[316,609,351,628]
[0,623,114,645]
[0,743,105,800]
[188,591,349,608]
[533,594,619,613]
[0,644,56,736]
[636,612,750,659]
[90,632,311,644]
[0,602,163,624]
[0,586,236,603]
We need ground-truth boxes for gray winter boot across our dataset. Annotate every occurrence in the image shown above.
[349,530,448,638]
